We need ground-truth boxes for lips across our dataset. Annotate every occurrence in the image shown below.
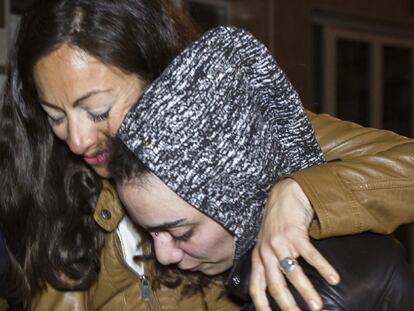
[83,150,110,166]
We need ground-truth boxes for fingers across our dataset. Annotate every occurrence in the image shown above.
[263,256,301,311]
[261,242,319,311]
[251,237,337,311]
[278,258,322,310]
[251,179,340,310]
[294,238,340,285]
[250,247,272,311]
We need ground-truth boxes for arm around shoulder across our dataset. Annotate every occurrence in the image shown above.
[290,111,414,238]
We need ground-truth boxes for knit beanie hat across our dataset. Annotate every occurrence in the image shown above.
[118,26,324,259]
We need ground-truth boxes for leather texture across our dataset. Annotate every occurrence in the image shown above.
[28,112,414,310]
[226,233,414,310]
[31,181,239,311]
[295,111,414,239]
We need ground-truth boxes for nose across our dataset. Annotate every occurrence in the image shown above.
[66,119,95,155]
[153,234,184,266]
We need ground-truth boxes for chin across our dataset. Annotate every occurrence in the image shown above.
[200,264,232,276]
[92,166,111,178]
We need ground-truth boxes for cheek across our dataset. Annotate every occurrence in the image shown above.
[49,123,67,142]
[91,122,116,150]
[184,227,233,259]
[213,231,233,257]
[107,106,131,135]
[179,242,207,259]
[107,119,122,137]
[210,229,234,260]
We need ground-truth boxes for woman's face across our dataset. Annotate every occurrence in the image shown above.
[117,174,235,276]
[34,45,145,177]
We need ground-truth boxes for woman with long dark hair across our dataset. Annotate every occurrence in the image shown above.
[1,0,414,310]
[0,1,239,309]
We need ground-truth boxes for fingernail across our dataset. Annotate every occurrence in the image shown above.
[309,299,320,310]
[328,274,339,284]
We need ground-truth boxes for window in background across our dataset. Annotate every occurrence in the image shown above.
[314,21,414,268]
[316,23,414,137]
[336,39,371,127]
[383,46,412,135]
[313,24,323,113]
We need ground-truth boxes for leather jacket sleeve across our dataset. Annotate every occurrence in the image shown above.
[288,111,414,238]
[225,233,414,310]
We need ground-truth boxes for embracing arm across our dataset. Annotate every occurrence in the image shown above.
[251,111,414,311]
[293,111,414,238]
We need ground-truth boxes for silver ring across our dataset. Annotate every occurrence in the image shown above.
[279,257,298,274]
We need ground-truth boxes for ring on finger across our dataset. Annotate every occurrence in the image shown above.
[279,256,298,274]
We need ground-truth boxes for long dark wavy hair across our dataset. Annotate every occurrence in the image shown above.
[0,0,198,305]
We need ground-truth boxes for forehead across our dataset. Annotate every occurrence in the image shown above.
[34,45,100,79]
[116,174,202,225]
[33,45,130,99]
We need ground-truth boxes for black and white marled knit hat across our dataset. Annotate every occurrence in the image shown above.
[118,26,324,259]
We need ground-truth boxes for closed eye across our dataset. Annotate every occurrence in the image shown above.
[41,102,66,126]
[88,108,111,123]
[173,229,193,242]
[48,115,65,126]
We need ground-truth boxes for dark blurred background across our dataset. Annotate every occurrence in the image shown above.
[1,0,414,269]
[180,0,414,272]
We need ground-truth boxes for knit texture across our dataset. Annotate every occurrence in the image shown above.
[118,26,324,259]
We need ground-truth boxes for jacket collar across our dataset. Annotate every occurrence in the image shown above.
[94,180,124,232]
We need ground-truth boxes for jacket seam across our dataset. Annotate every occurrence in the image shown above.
[347,179,414,191]
[333,170,364,232]
[296,168,363,236]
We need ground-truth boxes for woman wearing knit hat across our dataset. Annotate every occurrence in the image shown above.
[109,26,414,310]
[3,0,414,310]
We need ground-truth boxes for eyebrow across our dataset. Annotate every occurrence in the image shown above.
[39,89,112,110]
[146,218,188,232]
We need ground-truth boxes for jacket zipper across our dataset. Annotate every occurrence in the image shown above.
[140,274,156,311]
[114,217,158,311]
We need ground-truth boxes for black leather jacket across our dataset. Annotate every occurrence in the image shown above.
[226,233,414,310]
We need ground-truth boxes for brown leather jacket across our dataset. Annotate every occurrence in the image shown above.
[31,112,414,310]
[31,181,240,311]
[294,112,414,239]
